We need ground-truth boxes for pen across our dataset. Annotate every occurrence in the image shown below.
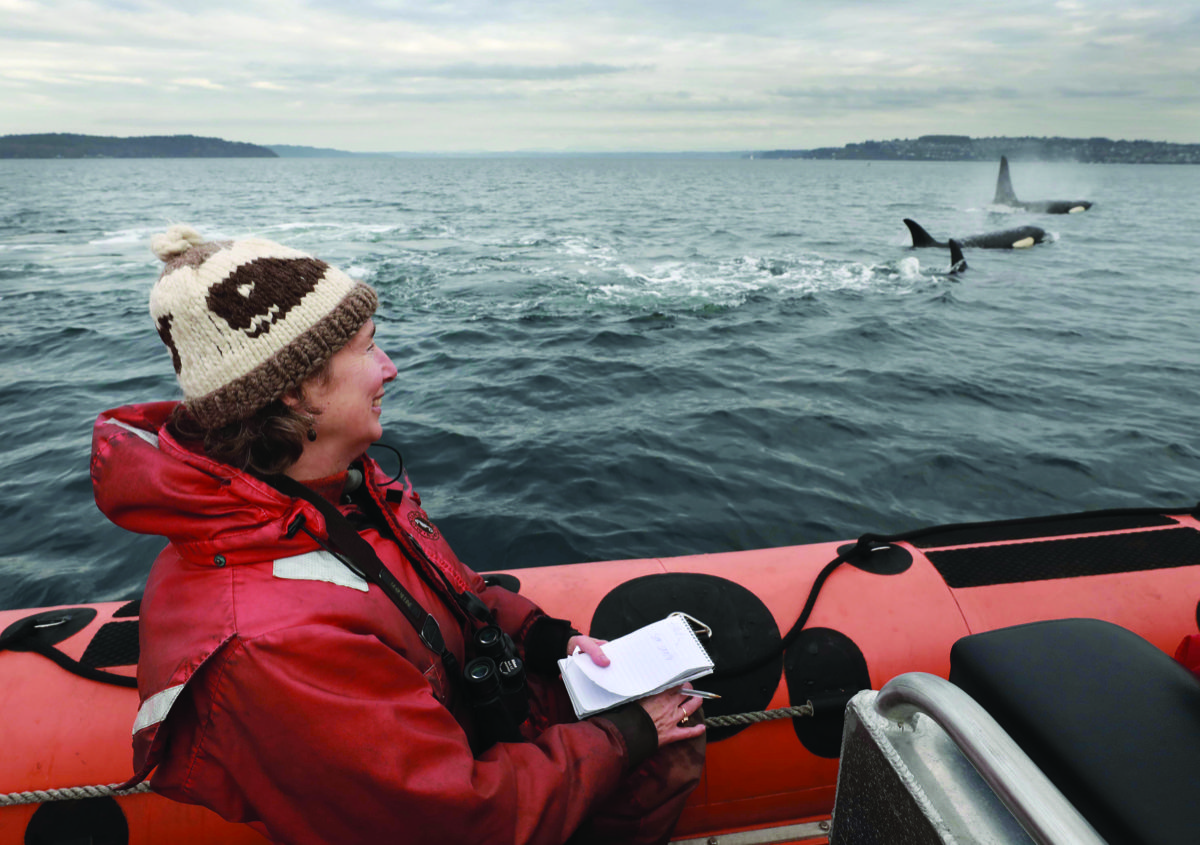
[681,689,721,699]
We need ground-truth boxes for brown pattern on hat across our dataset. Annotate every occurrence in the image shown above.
[156,314,182,374]
[206,257,329,340]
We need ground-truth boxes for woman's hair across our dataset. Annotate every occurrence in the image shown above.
[167,364,333,476]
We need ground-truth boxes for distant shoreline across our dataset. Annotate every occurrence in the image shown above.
[0,133,276,159]
[2,132,1198,163]
[753,135,1200,164]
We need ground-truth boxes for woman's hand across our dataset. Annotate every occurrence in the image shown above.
[638,684,706,747]
[565,636,704,745]
[566,635,610,667]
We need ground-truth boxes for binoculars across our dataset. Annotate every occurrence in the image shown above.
[463,625,530,753]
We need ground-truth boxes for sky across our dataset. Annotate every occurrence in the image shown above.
[2,0,1198,153]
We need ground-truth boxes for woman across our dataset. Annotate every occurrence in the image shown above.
[91,225,706,845]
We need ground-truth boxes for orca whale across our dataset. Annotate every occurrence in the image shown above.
[993,155,1093,214]
[947,239,967,274]
[904,218,1047,250]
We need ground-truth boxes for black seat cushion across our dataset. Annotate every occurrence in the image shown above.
[949,618,1200,845]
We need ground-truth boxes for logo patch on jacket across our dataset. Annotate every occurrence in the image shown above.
[408,511,440,540]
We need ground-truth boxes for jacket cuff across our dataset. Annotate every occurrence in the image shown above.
[522,615,579,675]
[593,703,658,771]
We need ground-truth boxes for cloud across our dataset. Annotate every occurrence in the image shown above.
[772,86,1023,112]
[171,78,226,90]
[1,0,1197,150]
[414,62,634,81]
[1055,87,1145,100]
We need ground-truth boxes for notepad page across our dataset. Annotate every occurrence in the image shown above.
[572,615,713,697]
[560,660,625,714]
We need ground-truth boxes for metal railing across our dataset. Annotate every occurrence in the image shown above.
[874,673,1106,845]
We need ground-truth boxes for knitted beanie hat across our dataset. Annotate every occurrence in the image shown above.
[149,225,378,429]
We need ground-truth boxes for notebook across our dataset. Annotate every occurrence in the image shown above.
[557,613,715,718]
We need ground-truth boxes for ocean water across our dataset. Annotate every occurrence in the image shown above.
[2,156,1198,611]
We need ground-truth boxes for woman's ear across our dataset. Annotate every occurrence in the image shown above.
[281,387,305,410]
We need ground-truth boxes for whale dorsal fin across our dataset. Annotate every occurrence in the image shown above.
[903,218,939,248]
[948,239,967,274]
[994,155,1018,205]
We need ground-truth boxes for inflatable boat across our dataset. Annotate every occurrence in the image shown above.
[4,503,1200,844]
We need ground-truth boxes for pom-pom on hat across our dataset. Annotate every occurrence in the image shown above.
[149,224,378,429]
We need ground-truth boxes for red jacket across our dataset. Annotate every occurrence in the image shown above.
[91,402,654,845]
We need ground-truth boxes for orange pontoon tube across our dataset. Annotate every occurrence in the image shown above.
[3,504,1199,843]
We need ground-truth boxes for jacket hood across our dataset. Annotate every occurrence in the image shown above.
[91,401,315,565]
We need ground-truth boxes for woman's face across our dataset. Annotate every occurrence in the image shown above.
[303,319,397,465]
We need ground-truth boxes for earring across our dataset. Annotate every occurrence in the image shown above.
[306,427,317,442]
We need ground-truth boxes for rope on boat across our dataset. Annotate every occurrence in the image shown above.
[0,781,151,807]
[1,707,816,806]
[702,701,815,727]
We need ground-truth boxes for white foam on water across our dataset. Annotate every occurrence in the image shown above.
[559,236,617,261]
[76,263,135,273]
[898,256,923,280]
[393,238,464,252]
[90,225,229,246]
[262,222,406,241]
[266,222,344,232]
[568,249,934,311]
[381,227,946,321]
[89,225,169,245]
